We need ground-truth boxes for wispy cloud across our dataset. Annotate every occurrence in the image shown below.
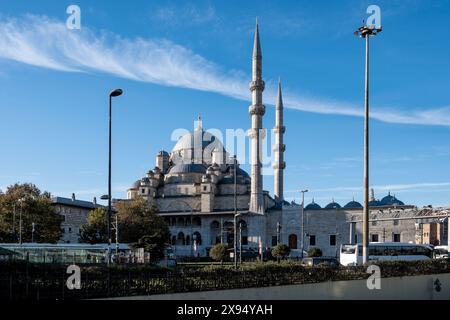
[0,15,449,127]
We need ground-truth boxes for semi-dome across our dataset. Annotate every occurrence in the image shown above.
[305,199,321,210]
[380,192,404,206]
[344,200,363,209]
[168,163,207,174]
[325,200,341,209]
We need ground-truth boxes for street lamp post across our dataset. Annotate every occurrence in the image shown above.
[107,88,123,265]
[300,189,308,258]
[31,222,35,243]
[18,198,24,245]
[355,25,381,265]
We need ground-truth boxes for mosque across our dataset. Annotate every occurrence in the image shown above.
[125,21,435,258]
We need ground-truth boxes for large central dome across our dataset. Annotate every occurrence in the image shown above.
[170,118,228,166]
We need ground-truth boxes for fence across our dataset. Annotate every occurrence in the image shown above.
[1,260,450,301]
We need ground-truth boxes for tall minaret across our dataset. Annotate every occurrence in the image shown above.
[249,18,265,214]
[273,79,286,202]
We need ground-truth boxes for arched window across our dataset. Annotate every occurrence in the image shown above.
[186,235,191,246]
[210,220,221,244]
[288,234,298,249]
[193,232,202,246]
[210,221,220,229]
[177,217,184,226]
[193,216,201,226]
[171,235,176,245]
[177,232,185,245]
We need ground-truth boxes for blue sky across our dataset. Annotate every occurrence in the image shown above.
[0,0,449,207]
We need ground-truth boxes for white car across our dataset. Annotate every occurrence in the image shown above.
[434,246,449,259]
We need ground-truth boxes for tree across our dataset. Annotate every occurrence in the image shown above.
[271,244,291,261]
[79,208,108,244]
[0,183,63,243]
[115,198,169,262]
[308,247,323,257]
[210,243,227,263]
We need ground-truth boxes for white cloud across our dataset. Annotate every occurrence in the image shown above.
[0,14,449,127]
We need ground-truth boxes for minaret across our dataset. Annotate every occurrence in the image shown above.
[273,79,286,202]
[249,18,265,214]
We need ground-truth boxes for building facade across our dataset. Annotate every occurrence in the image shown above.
[52,194,101,244]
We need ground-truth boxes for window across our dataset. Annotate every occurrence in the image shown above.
[272,236,278,246]
[371,234,379,242]
[68,227,72,233]
[241,236,248,245]
[393,233,401,242]
[329,235,336,246]
[354,234,358,244]
[203,186,207,191]
[371,220,378,226]
[141,188,145,194]
[393,219,399,226]
[309,235,316,246]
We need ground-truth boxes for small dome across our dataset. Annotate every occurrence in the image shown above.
[380,192,404,206]
[305,199,322,210]
[168,163,207,174]
[131,180,141,189]
[325,200,341,209]
[344,200,363,209]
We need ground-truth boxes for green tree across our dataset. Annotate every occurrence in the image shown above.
[116,198,169,262]
[209,243,227,263]
[79,207,109,244]
[271,244,291,261]
[308,247,323,257]
[0,183,63,243]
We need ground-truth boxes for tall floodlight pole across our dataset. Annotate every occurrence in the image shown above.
[233,155,238,269]
[355,25,381,264]
[300,189,308,258]
[107,88,123,265]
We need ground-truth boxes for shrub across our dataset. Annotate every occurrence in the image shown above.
[308,247,323,257]
[209,243,227,263]
[271,244,291,260]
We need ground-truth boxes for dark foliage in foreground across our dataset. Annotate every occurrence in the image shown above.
[1,259,450,301]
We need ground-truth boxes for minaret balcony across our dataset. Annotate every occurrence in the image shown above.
[248,104,266,116]
[272,161,286,170]
[249,80,265,91]
[273,125,286,134]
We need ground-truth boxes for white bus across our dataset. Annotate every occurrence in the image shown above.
[339,242,434,266]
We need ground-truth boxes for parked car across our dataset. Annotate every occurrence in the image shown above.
[287,249,309,260]
[301,257,339,267]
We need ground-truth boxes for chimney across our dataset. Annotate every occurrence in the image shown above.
[71,193,76,201]
[93,197,97,206]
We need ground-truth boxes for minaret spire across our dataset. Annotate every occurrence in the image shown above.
[249,18,265,214]
[273,78,286,202]
[253,17,262,59]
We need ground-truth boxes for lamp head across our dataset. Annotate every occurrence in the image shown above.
[109,88,123,97]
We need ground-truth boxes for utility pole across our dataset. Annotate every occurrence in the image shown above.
[354,24,381,264]
[300,189,308,258]
[276,222,281,245]
[239,222,242,265]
